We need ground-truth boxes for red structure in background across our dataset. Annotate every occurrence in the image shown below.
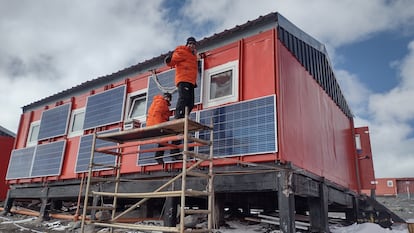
[0,126,15,200]
[354,127,376,194]
[375,177,414,196]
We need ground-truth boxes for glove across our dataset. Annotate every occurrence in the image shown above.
[198,52,206,59]
[164,52,173,64]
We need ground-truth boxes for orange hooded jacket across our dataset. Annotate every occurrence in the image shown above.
[167,45,198,86]
[146,95,171,126]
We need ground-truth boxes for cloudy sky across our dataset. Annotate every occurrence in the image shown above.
[1,0,414,178]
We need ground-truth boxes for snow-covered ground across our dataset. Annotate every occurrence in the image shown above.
[1,215,413,233]
[218,220,410,233]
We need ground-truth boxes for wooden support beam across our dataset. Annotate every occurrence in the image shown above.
[93,190,183,198]
[277,170,295,233]
[93,222,179,232]
[184,209,211,214]
[187,136,211,145]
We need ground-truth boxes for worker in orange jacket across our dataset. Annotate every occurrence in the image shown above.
[165,37,198,119]
[165,37,199,159]
[146,92,172,164]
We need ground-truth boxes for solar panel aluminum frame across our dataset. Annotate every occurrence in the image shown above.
[5,147,36,180]
[198,95,278,158]
[30,140,66,178]
[83,85,126,130]
[75,129,120,173]
[37,103,72,141]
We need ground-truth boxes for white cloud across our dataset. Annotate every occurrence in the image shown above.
[363,39,414,178]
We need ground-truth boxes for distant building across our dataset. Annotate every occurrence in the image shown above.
[375,177,414,197]
[0,126,15,200]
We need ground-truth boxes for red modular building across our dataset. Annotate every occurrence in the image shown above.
[375,178,414,197]
[3,12,403,232]
[0,126,15,200]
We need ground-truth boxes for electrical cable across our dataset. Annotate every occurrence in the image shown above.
[150,69,177,94]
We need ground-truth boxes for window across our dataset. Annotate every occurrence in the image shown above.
[27,121,40,147]
[126,90,147,121]
[203,60,238,108]
[355,134,362,154]
[387,180,394,187]
[68,108,85,137]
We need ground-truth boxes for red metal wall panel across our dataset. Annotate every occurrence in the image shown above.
[376,178,397,196]
[277,42,358,190]
[0,136,14,200]
[396,178,414,195]
[241,30,276,100]
[355,127,376,190]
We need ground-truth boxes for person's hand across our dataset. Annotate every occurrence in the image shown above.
[198,52,207,59]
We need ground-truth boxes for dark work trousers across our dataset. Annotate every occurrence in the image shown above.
[172,82,195,157]
[174,82,195,119]
[155,144,164,164]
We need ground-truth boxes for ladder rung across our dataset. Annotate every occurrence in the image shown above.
[186,171,209,178]
[184,229,212,233]
[92,190,183,198]
[184,151,211,161]
[185,190,210,196]
[184,209,211,214]
[94,222,179,232]
[86,206,115,210]
[91,177,118,182]
[187,136,211,145]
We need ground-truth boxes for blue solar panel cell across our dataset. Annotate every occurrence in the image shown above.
[199,95,277,157]
[76,129,119,173]
[31,140,66,177]
[83,86,126,130]
[38,103,71,141]
[6,147,35,180]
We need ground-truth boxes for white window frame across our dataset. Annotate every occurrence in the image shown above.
[68,108,85,138]
[27,121,40,147]
[125,89,147,123]
[203,60,239,108]
[355,134,362,150]
[387,180,394,187]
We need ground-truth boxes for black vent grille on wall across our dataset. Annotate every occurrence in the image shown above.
[277,26,352,118]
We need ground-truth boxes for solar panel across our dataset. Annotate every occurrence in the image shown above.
[38,103,71,141]
[146,60,203,114]
[6,147,35,180]
[199,95,277,157]
[138,112,197,166]
[30,140,66,177]
[75,129,119,173]
[83,85,126,130]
